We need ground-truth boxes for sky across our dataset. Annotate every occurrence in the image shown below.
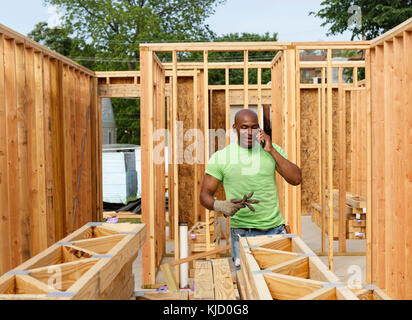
[0,0,354,41]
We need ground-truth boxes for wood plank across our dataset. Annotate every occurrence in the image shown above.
[327,49,333,270]
[0,24,94,75]
[383,40,395,298]
[50,59,65,241]
[172,50,179,281]
[0,33,11,275]
[15,275,54,294]
[267,257,309,278]
[392,37,405,297]
[211,258,236,300]
[138,291,189,300]
[71,234,126,254]
[15,43,31,263]
[239,237,272,300]
[4,38,21,268]
[263,273,325,300]
[140,47,155,285]
[170,244,231,266]
[236,270,247,300]
[260,238,292,252]
[298,287,337,300]
[34,52,48,253]
[338,67,346,252]
[251,248,300,269]
[28,259,99,291]
[403,30,412,300]
[74,70,82,230]
[63,65,74,235]
[194,260,214,299]
[67,224,146,299]
[244,50,248,109]
[160,263,179,292]
[320,67,326,253]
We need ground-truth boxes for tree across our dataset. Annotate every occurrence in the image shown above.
[310,0,412,40]
[28,22,98,69]
[178,32,279,85]
[44,0,226,70]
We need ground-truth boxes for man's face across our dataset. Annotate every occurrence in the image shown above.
[233,115,260,149]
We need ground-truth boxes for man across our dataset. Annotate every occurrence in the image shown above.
[199,109,302,270]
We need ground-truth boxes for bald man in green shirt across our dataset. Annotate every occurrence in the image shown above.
[200,109,302,270]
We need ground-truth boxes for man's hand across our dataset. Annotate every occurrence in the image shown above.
[213,199,245,217]
[213,192,260,217]
[256,129,273,152]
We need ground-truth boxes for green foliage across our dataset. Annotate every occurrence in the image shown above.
[111,98,140,145]
[44,0,225,70]
[30,1,281,145]
[310,0,412,40]
[28,22,98,69]
[178,32,279,85]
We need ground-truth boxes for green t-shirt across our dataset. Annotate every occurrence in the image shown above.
[205,142,288,230]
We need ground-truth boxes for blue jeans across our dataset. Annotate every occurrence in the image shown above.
[230,224,287,271]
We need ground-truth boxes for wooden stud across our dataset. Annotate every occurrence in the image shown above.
[338,67,346,252]
[204,51,211,257]
[244,50,248,109]
[172,50,179,282]
[295,47,301,236]
[4,39,20,268]
[327,49,333,271]
[33,52,48,253]
[257,67,262,127]
[0,33,11,275]
[15,43,30,263]
[403,31,412,299]
[365,48,372,284]
[383,40,394,297]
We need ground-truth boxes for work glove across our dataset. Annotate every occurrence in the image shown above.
[213,199,246,217]
[213,192,260,217]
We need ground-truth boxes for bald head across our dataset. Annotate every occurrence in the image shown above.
[234,109,258,125]
[233,109,260,149]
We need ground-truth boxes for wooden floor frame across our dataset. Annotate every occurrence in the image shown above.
[0,223,146,300]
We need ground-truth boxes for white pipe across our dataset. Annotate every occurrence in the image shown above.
[179,222,188,288]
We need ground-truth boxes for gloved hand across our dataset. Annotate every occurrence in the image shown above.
[231,192,260,212]
[213,192,260,217]
[213,199,246,217]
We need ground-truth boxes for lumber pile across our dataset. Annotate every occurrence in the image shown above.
[311,190,367,240]
[238,234,361,300]
[193,258,236,300]
[188,213,227,277]
[0,222,146,300]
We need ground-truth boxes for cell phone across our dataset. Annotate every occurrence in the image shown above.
[257,128,265,148]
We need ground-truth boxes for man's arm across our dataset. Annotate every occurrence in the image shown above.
[257,129,302,186]
[200,174,248,216]
[200,174,221,210]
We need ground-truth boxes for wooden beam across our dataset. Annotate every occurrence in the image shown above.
[0,24,94,75]
[365,48,372,284]
[327,49,333,271]
[141,42,290,52]
[321,67,326,254]
[203,50,211,257]
[370,16,412,46]
[172,50,179,282]
[194,260,215,299]
[212,258,236,300]
[338,67,346,252]
[244,50,248,109]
